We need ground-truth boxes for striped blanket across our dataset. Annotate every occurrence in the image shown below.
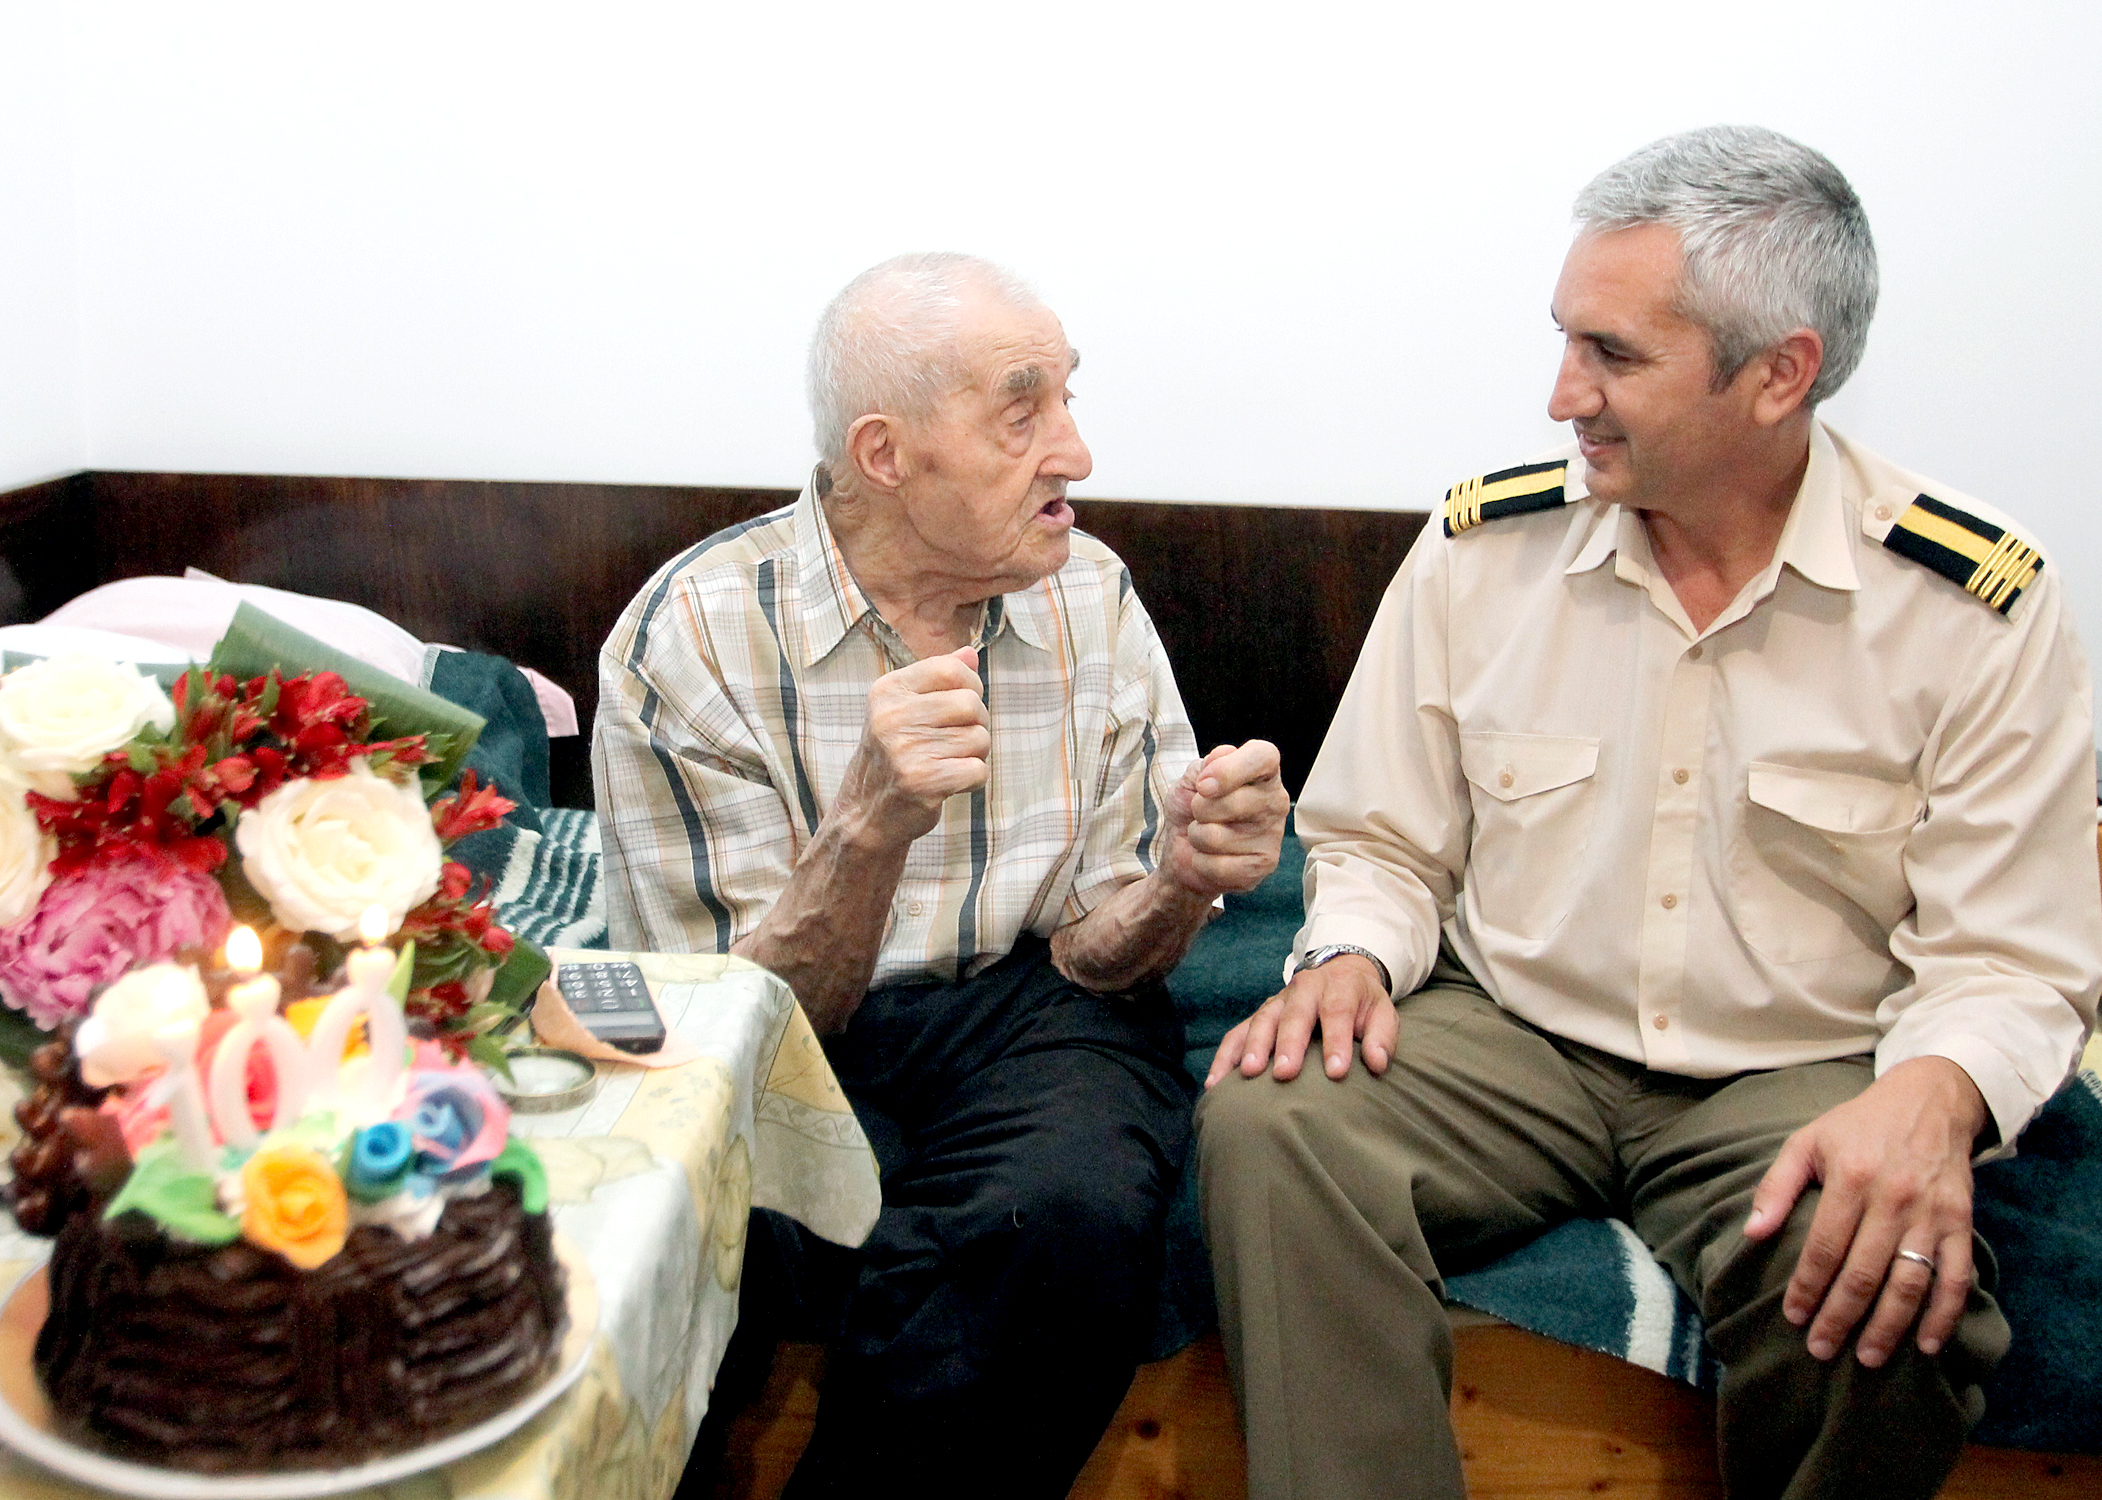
[483,805,613,952]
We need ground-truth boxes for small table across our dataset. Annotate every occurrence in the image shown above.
[0,951,879,1500]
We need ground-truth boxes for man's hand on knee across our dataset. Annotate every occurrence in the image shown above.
[1205,958,1397,1087]
[1743,1056,1988,1369]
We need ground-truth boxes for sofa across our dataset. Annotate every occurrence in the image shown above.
[3,467,2096,1499]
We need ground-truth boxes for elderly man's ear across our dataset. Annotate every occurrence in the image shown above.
[842,412,905,497]
[1749,327,1824,427]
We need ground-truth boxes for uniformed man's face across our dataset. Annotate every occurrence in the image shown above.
[1546,225,1765,511]
[891,294,1092,595]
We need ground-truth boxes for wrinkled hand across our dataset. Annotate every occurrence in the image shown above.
[838,648,989,844]
[1205,955,1396,1087]
[1162,741,1289,901]
[1744,1056,1987,1368]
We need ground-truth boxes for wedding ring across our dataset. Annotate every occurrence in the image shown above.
[1894,1248,1938,1274]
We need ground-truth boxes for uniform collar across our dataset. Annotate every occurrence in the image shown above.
[794,469,1051,667]
[1561,422,1859,595]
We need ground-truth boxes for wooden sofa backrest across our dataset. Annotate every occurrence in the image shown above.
[0,472,1428,805]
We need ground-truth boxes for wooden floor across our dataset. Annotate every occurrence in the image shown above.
[703,1327,2102,1500]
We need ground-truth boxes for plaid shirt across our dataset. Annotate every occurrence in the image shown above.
[593,477,1198,989]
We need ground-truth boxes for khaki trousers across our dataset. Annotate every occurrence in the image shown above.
[1194,953,2009,1500]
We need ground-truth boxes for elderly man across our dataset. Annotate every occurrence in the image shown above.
[594,252,1288,1497]
[1197,126,2101,1500]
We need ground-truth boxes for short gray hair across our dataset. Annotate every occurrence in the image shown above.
[1573,125,1878,407]
[807,252,1043,466]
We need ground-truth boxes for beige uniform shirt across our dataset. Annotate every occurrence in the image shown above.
[1297,423,2102,1146]
[594,479,1197,989]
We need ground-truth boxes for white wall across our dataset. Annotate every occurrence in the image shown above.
[0,2,84,489]
[17,2,2102,672]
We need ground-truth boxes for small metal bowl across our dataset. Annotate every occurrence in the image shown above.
[493,1047,597,1113]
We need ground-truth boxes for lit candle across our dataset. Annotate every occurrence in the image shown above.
[207,926,307,1147]
[307,904,408,1119]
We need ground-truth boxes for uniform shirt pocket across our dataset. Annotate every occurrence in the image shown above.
[1732,762,1920,964]
[1458,732,1601,941]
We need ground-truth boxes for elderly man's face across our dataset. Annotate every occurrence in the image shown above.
[1547,224,1757,511]
[891,294,1091,593]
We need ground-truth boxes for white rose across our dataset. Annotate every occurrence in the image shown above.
[75,962,210,1088]
[0,656,176,799]
[0,770,54,927]
[236,760,444,941]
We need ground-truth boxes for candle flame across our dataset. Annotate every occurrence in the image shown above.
[359,904,389,946]
[226,925,262,973]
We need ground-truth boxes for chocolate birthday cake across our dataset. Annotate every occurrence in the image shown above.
[34,1177,564,1471]
[10,953,569,1473]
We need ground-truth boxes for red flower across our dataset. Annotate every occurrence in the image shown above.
[430,771,516,843]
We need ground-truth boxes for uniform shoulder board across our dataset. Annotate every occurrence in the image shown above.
[1442,459,1571,537]
[1879,493,2043,616]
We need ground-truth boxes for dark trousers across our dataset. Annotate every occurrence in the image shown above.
[733,938,1192,1500]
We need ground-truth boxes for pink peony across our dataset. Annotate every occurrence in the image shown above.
[0,859,231,1030]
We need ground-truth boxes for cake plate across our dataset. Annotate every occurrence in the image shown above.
[0,1235,598,1499]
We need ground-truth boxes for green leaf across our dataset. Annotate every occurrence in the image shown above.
[207,603,484,789]
[385,941,416,1003]
[466,1031,516,1084]
[0,1007,53,1072]
[410,931,478,989]
[104,1139,241,1245]
[485,938,551,1015]
[488,1138,548,1213]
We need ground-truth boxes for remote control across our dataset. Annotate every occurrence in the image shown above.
[557,961,667,1054]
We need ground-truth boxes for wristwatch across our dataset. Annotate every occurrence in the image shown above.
[1298,943,1392,995]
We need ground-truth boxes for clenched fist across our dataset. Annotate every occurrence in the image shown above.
[1162,740,1289,900]
[838,647,991,846]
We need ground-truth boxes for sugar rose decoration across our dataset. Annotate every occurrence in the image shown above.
[239,1143,350,1271]
[237,761,445,941]
[0,656,174,799]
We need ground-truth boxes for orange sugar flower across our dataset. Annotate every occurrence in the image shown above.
[240,1144,350,1270]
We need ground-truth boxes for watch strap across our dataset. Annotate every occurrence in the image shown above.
[1299,943,1392,995]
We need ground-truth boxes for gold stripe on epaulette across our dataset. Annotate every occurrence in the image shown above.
[1883,495,2042,616]
[1967,532,2040,610]
[1443,463,1563,535]
[1444,476,1484,534]
[1897,505,1995,565]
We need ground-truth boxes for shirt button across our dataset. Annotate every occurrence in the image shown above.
[1660,893,1678,910]
[1652,1014,1671,1031]
[1687,645,1704,661]
[1498,767,1515,789]
[1874,504,1892,522]
[906,901,924,917]
[1672,768,1690,785]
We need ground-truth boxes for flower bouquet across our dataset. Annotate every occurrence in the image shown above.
[0,611,547,1075]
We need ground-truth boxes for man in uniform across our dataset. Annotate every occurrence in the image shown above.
[595,251,1289,1498]
[1196,126,2100,1500]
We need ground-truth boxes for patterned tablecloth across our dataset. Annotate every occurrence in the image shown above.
[0,951,880,1500]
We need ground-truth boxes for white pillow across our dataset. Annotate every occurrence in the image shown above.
[37,575,579,735]
[44,575,427,683]
[0,623,198,665]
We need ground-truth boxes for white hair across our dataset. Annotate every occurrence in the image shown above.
[1573,125,1878,407]
[807,252,1044,468]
